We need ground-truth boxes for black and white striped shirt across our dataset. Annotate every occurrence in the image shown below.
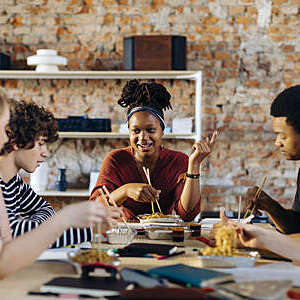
[1,174,92,248]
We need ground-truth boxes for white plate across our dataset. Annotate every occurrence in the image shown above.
[139,214,181,224]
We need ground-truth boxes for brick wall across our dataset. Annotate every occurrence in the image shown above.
[0,0,299,211]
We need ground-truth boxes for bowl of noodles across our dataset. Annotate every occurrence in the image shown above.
[67,249,120,274]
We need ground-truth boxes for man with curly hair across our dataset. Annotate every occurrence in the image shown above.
[0,99,94,247]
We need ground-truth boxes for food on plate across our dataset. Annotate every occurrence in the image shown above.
[200,226,245,256]
[140,212,170,219]
[71,249,114,265]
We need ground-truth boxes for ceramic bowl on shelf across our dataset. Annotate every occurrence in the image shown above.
[27,49,67,72]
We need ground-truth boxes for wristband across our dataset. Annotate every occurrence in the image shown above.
[186,173,200,179]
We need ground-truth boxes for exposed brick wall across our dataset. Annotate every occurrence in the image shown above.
[0,0,299,211]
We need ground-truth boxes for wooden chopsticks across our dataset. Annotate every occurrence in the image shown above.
[142,166,162,214]
[244,175,268,219]
[101,185,130,230]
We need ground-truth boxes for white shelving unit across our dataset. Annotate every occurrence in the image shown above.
[0,70,202,140]
[0,70,202,198]
[59,132,196,139]
[39,189,90,197]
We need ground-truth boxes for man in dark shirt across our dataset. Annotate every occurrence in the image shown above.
[246,85,300,234]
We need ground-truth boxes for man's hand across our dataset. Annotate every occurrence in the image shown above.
[245,187,275,216]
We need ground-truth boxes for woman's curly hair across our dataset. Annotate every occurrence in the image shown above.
[117,80,172,116]
[1,100,58,155]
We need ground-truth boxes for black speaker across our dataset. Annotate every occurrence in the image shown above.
[57,117,111,132]
[0,53,10,70]
[124,35,186,70]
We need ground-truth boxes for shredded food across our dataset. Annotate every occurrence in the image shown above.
[72,249,114,265]
[140,212,170,219]
[200,226,245,256]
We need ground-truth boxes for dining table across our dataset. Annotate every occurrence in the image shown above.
[0,223,299,300]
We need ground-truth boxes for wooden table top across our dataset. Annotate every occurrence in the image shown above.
[0,224,297,299]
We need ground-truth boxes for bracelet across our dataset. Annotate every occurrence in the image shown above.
[186,173,200,179]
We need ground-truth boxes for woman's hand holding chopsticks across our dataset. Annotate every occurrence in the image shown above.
[122,182,160,204]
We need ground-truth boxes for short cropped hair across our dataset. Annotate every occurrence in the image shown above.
[271,85,300,134]
[1,100,58,155]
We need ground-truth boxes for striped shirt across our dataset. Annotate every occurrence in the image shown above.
[1,174,92,248]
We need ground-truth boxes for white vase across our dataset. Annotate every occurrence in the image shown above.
[27,49,67,72]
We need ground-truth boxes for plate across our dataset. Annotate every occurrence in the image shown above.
[198,251,260,268]
[67,249,120,274]
[139,214,182,224]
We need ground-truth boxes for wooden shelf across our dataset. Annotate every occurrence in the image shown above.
[39,189,90,197]
[58,131,196,140]
[0,70,200,80]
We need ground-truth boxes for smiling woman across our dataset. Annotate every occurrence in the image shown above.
[90,80,217,221]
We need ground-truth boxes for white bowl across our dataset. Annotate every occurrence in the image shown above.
[36,49,58,56]
[106,228,136,245]
[27,49,67,72]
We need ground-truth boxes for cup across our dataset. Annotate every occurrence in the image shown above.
[190,223,202,237]
[172,227,184,242]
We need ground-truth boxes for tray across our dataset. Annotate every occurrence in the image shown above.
[146,228,191,240]
[198,251,260,268]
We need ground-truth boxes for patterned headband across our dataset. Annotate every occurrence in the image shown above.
[127,106,166,130]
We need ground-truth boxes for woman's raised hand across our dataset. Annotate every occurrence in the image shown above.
[124,183,160,203]
[190,130,218,165]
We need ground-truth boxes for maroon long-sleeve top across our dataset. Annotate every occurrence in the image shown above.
[90,146,200,221]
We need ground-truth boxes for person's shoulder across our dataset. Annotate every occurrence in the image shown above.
[103,147,134,165]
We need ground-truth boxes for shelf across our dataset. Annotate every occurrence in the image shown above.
[0,70,201,80]
[39,189,90,197]
[0,70,202,140]
[59,131,196,139]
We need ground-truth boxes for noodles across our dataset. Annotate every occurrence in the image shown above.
[200,226,244,256]
[72,249,113,265]
[140,212,169,219]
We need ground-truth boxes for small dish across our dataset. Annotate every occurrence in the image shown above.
[106,228,137,245]
[198,251,260,268]
[146,228,191,240]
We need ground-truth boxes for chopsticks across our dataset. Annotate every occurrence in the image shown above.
[244,175,268,219]
[238,195,242,222]
[102,185,130,230]
[93,196,103,249]
[142,166,162,214]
